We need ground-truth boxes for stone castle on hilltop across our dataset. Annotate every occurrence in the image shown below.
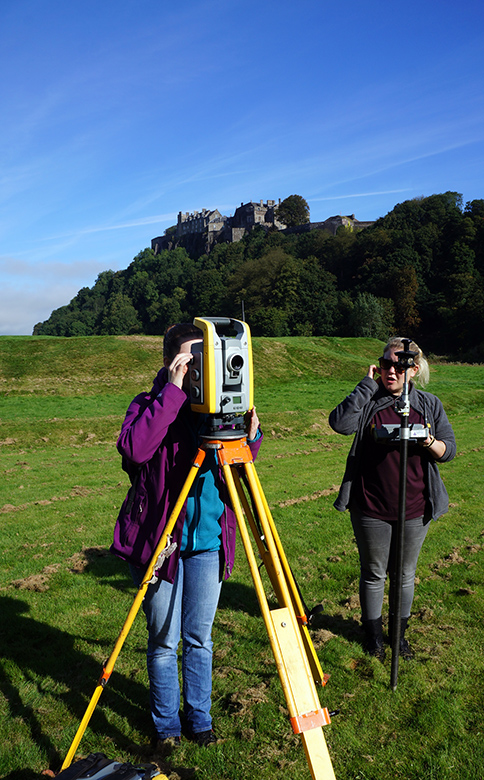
[151,199,373,255]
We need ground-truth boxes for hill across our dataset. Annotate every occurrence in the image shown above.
[0,333,381,397]
[32,193,484,361]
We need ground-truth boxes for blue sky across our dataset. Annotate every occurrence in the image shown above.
[1,0,483,335]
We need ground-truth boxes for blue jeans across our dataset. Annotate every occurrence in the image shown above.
[130,550,223,739]
[350,509,430,621]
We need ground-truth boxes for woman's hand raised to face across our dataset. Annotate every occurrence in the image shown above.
[167,351,193,389]
[367,364,380,381]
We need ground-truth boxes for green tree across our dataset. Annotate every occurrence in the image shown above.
[348,292,393,340]
[294,256,339,335]
[276,195,310,228]
[389,263,421,334]
[100,292,141,335]
[127,270,160,333]
[464,200,484,275]
[249,306,289,336]
[192,268,226,315]
[438,272,484,354]
[227,247,301,335]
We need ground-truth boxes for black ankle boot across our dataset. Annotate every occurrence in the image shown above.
[389,614,414,660]
[362,616,385,662]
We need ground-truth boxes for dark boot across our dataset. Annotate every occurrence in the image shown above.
[362,616,385,662]
[389,614,414,660]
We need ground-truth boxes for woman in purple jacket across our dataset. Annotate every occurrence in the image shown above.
[112,323,262,751]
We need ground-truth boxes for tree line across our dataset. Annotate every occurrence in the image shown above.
[34,192,484,360]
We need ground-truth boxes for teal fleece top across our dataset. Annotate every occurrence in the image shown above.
[182,450,225,553]
[181,416,262,554]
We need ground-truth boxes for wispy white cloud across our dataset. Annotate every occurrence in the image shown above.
[310,189,411,203]
[39,213,178,242]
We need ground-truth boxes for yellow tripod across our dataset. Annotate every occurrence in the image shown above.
[61,434,336,780]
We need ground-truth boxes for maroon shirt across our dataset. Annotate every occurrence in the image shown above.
[354,405,427,521]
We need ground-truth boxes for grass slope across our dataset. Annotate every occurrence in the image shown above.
[0,336,483,780]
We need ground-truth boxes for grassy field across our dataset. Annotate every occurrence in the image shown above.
[0,335,483,780]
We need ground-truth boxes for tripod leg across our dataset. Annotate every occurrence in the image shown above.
[239,462,327,687]
[222,462,336,780]
[249,464,309,617]
[231,468,287,606]
[220,464,288,666]
[240,462,294,605]
[61,449,206,770]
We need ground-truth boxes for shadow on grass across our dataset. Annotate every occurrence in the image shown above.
[80,549,267,624]
[72,547,134,591]
[309,609,362,646]
[217,575,365,650]
[0,596,151,775]
[218,579,261,616]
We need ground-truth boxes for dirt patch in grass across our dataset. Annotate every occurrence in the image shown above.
[430,542,483,572]
[1,483,124,515]
[8,546,109,591]
[310,628,337,649]
[227,682,270,717]
[277,485,338,508]
[10,564,63,592]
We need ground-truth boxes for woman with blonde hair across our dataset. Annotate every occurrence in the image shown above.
[329,336,455,661]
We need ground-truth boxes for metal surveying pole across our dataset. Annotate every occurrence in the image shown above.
[390,339,418,691]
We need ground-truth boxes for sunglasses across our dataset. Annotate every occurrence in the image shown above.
[378,357,405,373]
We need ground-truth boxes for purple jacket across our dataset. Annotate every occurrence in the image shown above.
[111,367,263,582]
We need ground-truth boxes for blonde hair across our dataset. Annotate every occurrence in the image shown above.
[384,336,430,387]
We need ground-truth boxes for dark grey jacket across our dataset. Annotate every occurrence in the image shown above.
[329,376,456,520]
